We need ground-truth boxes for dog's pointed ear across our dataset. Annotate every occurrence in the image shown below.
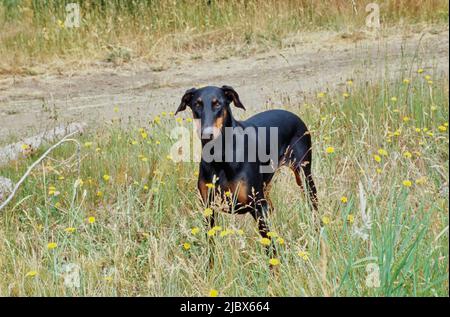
[175,88,196,115]
[222,85,245,110]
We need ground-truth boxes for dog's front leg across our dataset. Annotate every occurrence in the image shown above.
[252,200,276,260]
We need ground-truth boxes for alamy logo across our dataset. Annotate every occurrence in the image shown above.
[170,120,279,173]
[65,3,81,28]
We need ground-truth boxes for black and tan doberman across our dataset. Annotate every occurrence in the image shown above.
[175,85,318,248]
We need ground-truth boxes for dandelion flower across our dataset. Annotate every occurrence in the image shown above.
[391,96,397,102]
[438,125,447,132]
[205,183,215,189]
[321,216,331,225]
[346,80,353,86]
[298,251,309,261]
[417,68,424,74]
[203,208,213,217]
[64,227,76,233]
[342,92,350,98]
[267,231,278,238]
[88,216,96,224]
[347,214,355,223]
[269,258,280,266]
[260,238,271,246]
[402,180,412,188]
[207,229,216,237]
[373,154,382,163]
[47,242,57,250]
[403,78,410,84]
[403,151,412,158]
[104,276,113,282]
[402,116,410,123]
[378,149,388,156]
[84,141,93,148]
[103,174,110,182]
[376,168,382,174]
[276,237,285,245]
[183,242,191,250]
[325,146,335,154]
[340,196,348,203]
[209,289,219,297]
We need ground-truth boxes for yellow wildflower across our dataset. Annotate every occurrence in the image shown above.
[347,214,355,223]
[88,216,96,224]
[403,151,412,158]
[373,154,382,163]
[340,196,348,203]
[103,174,110,182]
[378,149,388,156]
[209,289,219,297]
[203,208,213,217]
[402,180,412,187]
[183,242,191,250]
[269,258,280,266]
[325,146,335,154]
[64,227,76,233]
[298,251,309,261]
[322,216,331,225]
[260,237,271,246]
[47,242,57,250]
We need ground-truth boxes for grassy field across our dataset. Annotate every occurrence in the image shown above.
[0,65,448,296]
[0,0,448,73]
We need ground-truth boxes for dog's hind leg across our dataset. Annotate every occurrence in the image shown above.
[288,135,318,212]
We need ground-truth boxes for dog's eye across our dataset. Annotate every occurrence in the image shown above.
[212,99,220,109]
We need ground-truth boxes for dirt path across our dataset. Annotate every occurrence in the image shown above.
[0,28,448,143]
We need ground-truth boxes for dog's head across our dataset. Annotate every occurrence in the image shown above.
[175,85,245,140]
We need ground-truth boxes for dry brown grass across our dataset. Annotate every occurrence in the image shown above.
[0,0,448,74]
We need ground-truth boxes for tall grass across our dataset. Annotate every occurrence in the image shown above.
[0,67,448,296]
[0,0,448,73]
